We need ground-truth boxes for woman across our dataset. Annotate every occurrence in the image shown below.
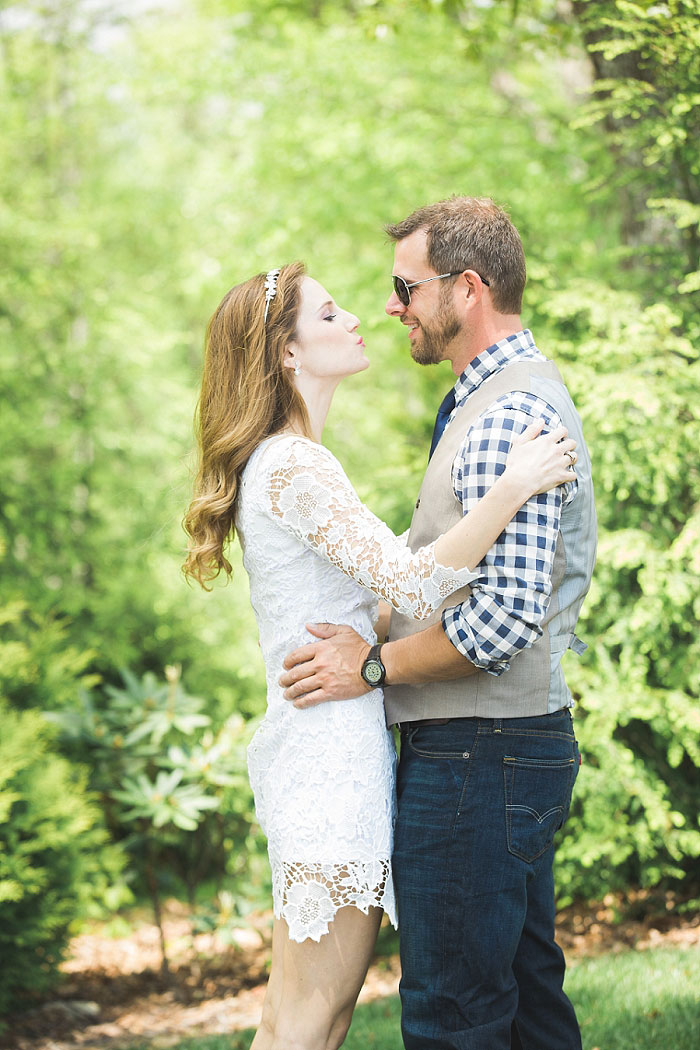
[183,262,576,1050]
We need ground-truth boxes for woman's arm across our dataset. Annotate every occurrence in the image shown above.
[433,421,575,570]
[373,600,392,643]
[263,428,575,620]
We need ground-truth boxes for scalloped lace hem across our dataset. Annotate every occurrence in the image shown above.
[272,859,397,943]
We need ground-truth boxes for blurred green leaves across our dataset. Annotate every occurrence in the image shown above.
[112,770,220,831]
[47,665,260,969]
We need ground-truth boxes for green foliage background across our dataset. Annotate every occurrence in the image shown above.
[1,0,699,1008]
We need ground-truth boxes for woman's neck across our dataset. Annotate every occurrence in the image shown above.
[292,376,339,442]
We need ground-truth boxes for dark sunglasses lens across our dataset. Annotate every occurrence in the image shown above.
[393,276,410,306]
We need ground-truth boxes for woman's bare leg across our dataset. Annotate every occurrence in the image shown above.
[250,905,382,1050]
[250,912,286,1050]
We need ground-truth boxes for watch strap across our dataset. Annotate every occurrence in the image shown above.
[361,643,386,687]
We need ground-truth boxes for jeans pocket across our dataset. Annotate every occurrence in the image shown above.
[503,754,576,863]
[405,728,470,760]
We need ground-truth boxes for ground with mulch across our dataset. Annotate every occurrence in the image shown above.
[3,892,698,1050]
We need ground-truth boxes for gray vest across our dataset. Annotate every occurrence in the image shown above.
[385,358,597,726]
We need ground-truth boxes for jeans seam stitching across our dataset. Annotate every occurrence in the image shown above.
[500,730,575,740]
[441,734,478,1003]
[455,733,476,821]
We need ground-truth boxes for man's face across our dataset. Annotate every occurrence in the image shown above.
[385,229,462,366]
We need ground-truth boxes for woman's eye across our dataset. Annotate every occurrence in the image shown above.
[323,313,337,323]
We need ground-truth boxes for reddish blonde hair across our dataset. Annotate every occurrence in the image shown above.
[183,262,309,588]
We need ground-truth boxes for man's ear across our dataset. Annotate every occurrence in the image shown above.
[453,272,473,309]
[463,270,488,303]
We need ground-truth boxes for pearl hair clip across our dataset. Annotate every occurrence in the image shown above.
[263,268,281,321]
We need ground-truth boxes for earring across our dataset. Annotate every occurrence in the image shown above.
[294,364,301,376]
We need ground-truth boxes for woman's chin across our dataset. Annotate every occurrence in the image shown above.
[335,357,370,384]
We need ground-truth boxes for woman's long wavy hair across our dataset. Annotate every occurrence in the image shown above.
[183,262,310,588]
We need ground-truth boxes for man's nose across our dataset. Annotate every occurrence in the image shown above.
[385,291,405,316]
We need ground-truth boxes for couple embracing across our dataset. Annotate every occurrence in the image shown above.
[184,196,596,1050]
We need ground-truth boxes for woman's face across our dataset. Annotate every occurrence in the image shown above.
[286,277,369,382]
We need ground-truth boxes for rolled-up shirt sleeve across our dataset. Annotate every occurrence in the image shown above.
[441,391,577,675]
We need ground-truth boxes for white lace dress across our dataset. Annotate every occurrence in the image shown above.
[237,435,477,942]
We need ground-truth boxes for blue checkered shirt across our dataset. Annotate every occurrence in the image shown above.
[440,330,577,675]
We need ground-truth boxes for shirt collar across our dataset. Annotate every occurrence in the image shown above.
[453,329,542,405]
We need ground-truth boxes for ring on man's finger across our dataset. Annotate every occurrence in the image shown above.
[565,450,576,466]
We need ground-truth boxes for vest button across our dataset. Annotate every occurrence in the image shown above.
[415,498,421,509]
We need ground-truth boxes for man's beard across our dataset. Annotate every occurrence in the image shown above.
[409,294,462,366]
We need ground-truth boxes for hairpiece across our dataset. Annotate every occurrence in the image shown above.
[263,268,281,322]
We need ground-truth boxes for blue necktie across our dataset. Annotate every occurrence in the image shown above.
[429,387,456,460]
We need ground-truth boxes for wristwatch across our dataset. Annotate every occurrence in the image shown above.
[361,644,386,688]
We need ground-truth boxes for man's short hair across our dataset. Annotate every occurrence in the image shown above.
[386,196,526,315]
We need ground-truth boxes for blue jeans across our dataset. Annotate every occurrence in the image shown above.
[393,710,581,1050]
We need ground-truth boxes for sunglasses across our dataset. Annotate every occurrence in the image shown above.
[392,270,490,308]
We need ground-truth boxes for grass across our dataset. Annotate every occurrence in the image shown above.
[565,944,700,1049]
[124,944,700,1050]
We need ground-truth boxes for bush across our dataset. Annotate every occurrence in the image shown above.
[48,667,266,971]
[0,701,117,1019]
[0,598,99,713]
[539,283,700,902]
[0,590,125,1020]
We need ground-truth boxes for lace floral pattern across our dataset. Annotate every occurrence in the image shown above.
[236,435,474,942]
[266,439,476,619]
[274,860,393,943]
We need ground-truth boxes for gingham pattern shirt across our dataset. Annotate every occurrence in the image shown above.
[440,330,577,675]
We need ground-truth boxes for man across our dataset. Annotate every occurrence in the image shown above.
[280,197,596,1049]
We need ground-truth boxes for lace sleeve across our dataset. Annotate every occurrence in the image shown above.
[260,437,476,621]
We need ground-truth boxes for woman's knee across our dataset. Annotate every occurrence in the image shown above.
[250,1000,276,1049]
[268,1030,327,1050]
[267,1001,353,1050]
[325,1004,354,1049]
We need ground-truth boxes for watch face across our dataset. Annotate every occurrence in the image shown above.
[363,660,383,685]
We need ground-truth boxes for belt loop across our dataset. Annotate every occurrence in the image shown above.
[493,718,502,734]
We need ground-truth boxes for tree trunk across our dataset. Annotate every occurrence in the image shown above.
[145,846,170,978]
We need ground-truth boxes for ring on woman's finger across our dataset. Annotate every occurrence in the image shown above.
[565,450,576,466]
